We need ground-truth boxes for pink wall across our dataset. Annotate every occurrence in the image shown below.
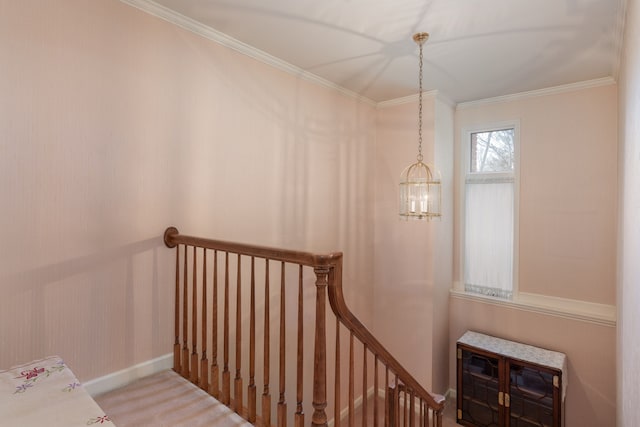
[374,99,436,390]
[432,99,455,393]
[451,84,618,426]
[450,298,615,427]
[1,3,628,425]
[373,95,454,393]
[0,0,376,382]
[455,84,618,304]
[617,0,640,425]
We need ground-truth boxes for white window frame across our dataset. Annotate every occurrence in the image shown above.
[451,120,615,327]
[456,120,520,299]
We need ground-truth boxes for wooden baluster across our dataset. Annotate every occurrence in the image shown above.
[408,390,412,427]
[431,402,435,427]
[295,265,304,427]
[234,255,243,413]
[174,245,181,373]
[191,246,199,384]
[222,252,230,405]
[393,374,400,427]
[398,385,402,427]
[210,250,219,398]
[200,249,209,391]
[334,320,340,427]
[384,367,389,427]
[409,389,415,427]
[403,387,408,427]
[427,403,440,427]
[312,266,329,427]
[411,391,415,427]
[182,245,189,378]
[387,373,397,427]
[278,262,287,427]
[262,259,271,425]
[362,344,367,427]
[349,331,354,427]
[374,355,379,427]
[248,257,257,422]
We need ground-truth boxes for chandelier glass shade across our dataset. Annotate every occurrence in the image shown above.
[399,160,441,219]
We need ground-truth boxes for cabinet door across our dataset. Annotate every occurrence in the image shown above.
[458,346,503,427]
[506,360,558,427]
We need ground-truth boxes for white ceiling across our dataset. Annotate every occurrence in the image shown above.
[138,0,626,104]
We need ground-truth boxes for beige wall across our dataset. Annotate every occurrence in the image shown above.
[450,298,615,426]
[373,94,454,393]
[432,98,455,393]
[618,0,640,425]
[0,0,376,382]
[454,84,618,303]
[451,84,618,426]
[374,98,436,390]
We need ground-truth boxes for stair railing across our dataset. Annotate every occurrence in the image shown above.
[164,227,444,427]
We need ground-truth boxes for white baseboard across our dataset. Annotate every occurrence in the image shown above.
[84,353,173,397]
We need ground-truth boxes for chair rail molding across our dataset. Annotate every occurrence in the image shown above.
[450,285,616,327]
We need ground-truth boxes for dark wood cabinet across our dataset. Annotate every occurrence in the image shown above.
[456,331,567,427]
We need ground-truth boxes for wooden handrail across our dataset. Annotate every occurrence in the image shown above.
[164,227,444,426]
[327,261,445,411]
[164,227,341,268]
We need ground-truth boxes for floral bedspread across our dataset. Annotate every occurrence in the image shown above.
[0,356,114,426]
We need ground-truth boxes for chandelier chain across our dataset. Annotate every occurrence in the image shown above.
[417,39,424,163]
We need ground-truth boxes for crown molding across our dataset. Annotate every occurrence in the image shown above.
[611,0,629,80]
[376,89,454,109]
[119,0,620,112]
[377,76,616,111]
[118,0,377,106]
[456,77,617,110]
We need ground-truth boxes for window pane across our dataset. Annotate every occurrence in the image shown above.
[470,129,514,173]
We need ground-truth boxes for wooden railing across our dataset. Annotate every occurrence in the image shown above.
[164,227,445,427]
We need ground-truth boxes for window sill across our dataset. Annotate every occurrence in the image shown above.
[450,287,616,327]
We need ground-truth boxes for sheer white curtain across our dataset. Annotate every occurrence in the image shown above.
[464,176,514,299]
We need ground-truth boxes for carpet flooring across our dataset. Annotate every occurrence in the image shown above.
[94,370,251,427]
[95,369,457,426]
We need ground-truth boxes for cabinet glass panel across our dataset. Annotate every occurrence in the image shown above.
[460,349,501,427]
[508,362,554,427]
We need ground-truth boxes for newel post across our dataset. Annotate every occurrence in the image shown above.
[312,265,330,427]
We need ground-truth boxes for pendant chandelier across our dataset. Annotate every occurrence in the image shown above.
[399,32,442,220]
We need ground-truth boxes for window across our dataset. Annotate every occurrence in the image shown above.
[462,124,518,299]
